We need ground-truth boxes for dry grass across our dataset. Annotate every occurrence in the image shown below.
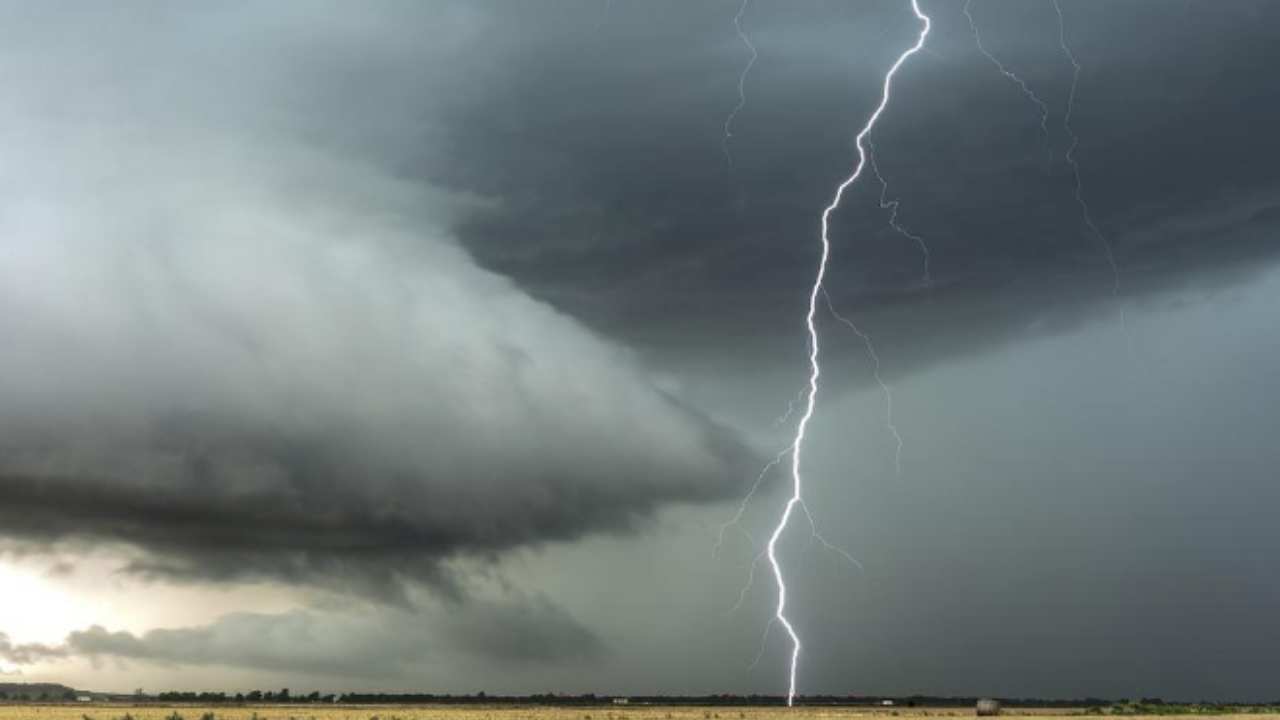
[0,707,1276,720]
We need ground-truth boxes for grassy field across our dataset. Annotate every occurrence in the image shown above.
[0,706,1275,720]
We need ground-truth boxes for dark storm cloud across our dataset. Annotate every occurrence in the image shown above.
[425,0,1280,372]
[0,1,756,597]
[3,0,1280,700]
[1,594,602,675]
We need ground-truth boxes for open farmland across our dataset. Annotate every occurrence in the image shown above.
[0,706,1273,720]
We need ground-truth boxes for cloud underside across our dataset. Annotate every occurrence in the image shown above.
[1,0,1278,645]
[0,144,754,594]
[0,16,755,595]
[0,593,604,674]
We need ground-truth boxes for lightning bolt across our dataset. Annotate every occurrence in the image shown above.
[823,289,902,476]
[771,385,810,428]
[963,0,1051,155]
[1052,0,1129,342]
[965,0,1130,353]
[714,445,791,563]
[868,143,931,286]
[765,1,930,705]
[723,449,864,619]
[722,0,758,171]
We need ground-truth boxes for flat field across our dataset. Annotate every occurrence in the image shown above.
[0,706,1273,720]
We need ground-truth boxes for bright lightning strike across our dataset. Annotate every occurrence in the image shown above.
[723,449,864,619]
[722,0,758,170]
[766,1,930,706]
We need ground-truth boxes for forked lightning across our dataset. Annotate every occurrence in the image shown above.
[766,1,931,705]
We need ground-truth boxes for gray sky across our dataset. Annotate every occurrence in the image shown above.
[1,0,1279,702]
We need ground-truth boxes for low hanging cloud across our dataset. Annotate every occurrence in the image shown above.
[0,634,66,667]
[0,139,754,595]
[0,593,604,676]
[0,4,754,599]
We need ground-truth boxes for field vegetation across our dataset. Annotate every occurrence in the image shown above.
[0,706,1277,720]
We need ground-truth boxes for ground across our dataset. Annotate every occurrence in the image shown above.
[0,706,1273,720]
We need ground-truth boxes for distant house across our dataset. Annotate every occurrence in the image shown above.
[880,700,895,707]
[612,698,630,705]
[76,696,93,703]
[976,699,1001,716]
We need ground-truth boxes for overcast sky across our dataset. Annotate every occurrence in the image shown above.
[2,0,1279,703]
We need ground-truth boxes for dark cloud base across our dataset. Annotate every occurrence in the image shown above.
[0,595,605,677]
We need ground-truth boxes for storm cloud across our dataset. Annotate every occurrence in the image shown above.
[2,592,604,676]
[0,1,753,597]
[3,0,1280,702]
[435,0,1280,373]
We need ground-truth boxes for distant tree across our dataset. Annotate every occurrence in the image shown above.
[246,691,262,702]
[306,691,320,703]
[234,693,244,702]
[277,688,289,702]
